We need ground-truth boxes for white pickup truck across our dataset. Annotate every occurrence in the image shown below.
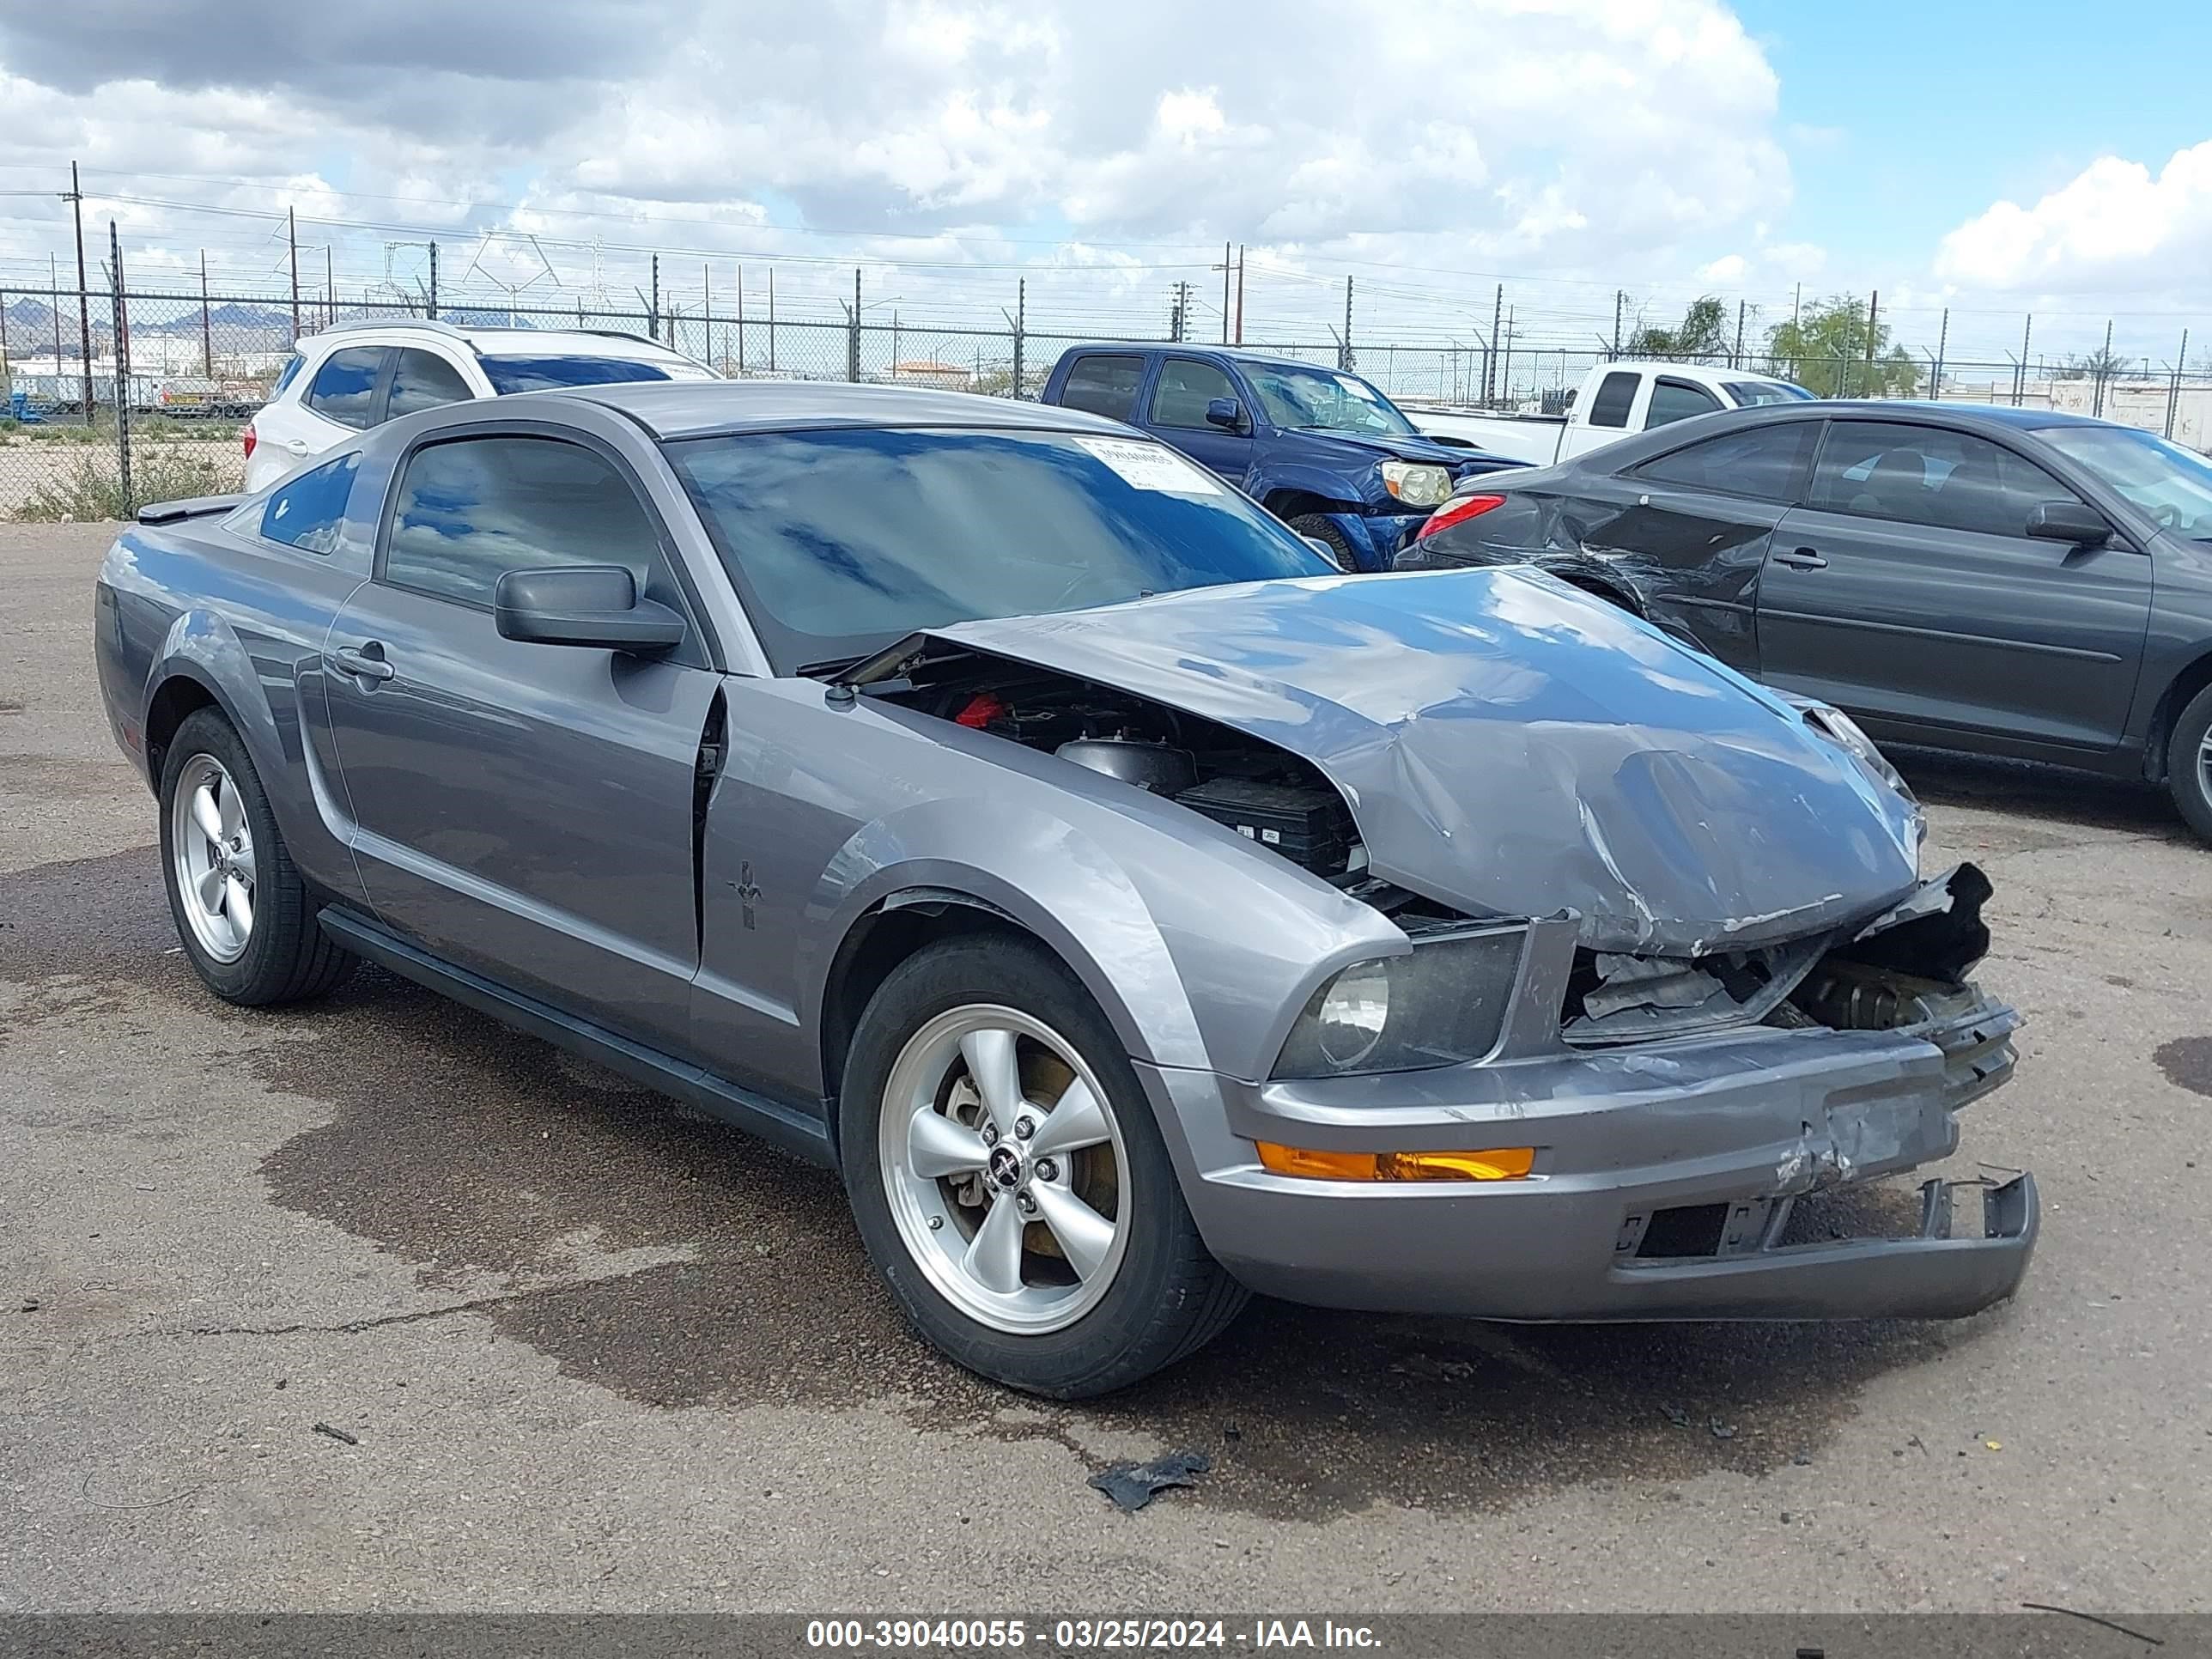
[1400,360,1814,467]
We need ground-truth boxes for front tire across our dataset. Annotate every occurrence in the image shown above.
[2166,684,2212,843]
[158,708,356,1006]
[1285,514,1358,572]
[839,933,1247,1397]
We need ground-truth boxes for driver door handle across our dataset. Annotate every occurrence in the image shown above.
[329,642,395,683]
[1773,547,1828,570]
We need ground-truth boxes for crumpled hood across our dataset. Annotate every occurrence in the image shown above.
[1304,428,1522,475]
[933,568,1924,956]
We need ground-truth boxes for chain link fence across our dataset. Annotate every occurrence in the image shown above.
[8,282,2212,521]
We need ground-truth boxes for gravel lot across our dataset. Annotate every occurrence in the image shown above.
[3,521,2209,1613]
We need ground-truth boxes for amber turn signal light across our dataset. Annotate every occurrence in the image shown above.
[1255,1143,1535,1182]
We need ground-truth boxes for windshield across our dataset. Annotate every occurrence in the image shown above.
[1726,380,1815,405]
[1243,362,1419,437]
[2036,423,2212,539]
[479,355,690,392]
[667,427,1334,673]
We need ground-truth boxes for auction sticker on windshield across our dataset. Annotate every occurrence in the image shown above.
[1075,435,1224,495]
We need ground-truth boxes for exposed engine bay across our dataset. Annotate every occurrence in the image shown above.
[875,645,1996,1048]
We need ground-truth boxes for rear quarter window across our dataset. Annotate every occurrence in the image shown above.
[258,453,358,554]
[1058,354,1146,422]
[477,356,678,393]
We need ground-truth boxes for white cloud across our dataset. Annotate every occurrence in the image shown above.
[1936,141,2212,293]
[1698,253,1748,283]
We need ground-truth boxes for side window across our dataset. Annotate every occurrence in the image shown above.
[387,349,474,420]
[305,348,386,429]
[1644,378,1723,429]
[1058,355,1145,422]
[1587,371,1638,428]
[270,353,307,398]
[1812,422,2083,539]
[384,436,663,609]
[1148,358,1239,429]
[258,453,357,554]
[1629,422,1818,503]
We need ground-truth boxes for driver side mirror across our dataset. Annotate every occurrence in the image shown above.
[2025,499,2112,548]
[1205,396,1248,433]
[493,564,686,653]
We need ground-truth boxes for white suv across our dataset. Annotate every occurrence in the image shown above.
[243,319,719,493]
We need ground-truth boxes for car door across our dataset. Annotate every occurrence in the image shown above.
[386,346,479,420]
[322,422,722,1054]
[1141,356,1255,488]
[1594,416,1823,674]
[263,345,390,477]
[1054,352,1147,426]
[1558,368,1641,460]
[1758,418,2154,751]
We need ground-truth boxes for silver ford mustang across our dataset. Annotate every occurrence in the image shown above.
[94,381,2037,1397]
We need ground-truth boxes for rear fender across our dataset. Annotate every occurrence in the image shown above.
[144,608,356,896]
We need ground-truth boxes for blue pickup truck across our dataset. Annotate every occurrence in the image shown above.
[1036,343,1522,570]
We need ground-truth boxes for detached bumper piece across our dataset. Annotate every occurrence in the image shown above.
[1609,1173,2039,1322]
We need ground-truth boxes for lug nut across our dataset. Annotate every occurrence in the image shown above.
[1033,1158,1059,1182]
[981,1124,999,1146]
[1016,1193,1037,1214]
[1014,1117,1035,1140]
[927,1215,944,1231]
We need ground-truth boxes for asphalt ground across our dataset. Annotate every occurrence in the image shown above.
[3,522,2207,1613]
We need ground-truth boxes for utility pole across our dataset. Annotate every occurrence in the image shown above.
[200,251,212,377]
[649,254,660,342]
[1500,305,1515,404]
[2094,318,2114,418]
[1487,283,1503,403]
[1003,276,1024,398]
[1613,290,1624,359]
[427,241,439,319]
[849,267,862,381]
[1234,245,1245,344]
[1732,300,1746,368]
[1215,241,1232,343]
[325,245,334,331]
[768,267,776,374]
[1930,307,1948,400]
[2016,314,2033,405]
[1169,281,1189,342]
[1864,291,1880,394]
[109,221,131,511]
[287,206,301,342]
[2166,329,2188,440]
[1340,276,1354,370]
[736,264,744,376]
[69,161,94,424]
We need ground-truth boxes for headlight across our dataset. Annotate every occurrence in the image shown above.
[1801,702,1911,801]
[1273,927,1527,1079]
[1380,460,1452,508]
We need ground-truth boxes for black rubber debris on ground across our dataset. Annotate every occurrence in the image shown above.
[1089,1449,1213,1512]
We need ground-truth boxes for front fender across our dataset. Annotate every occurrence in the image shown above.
[804,798,1210,1073]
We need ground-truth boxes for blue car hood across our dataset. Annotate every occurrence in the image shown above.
[1301,428,1519,474]
[932,569,1923,956]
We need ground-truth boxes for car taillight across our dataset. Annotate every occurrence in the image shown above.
[241,422,257,462]
[1414,492,1504,542]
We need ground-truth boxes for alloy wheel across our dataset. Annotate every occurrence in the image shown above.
[877,1004,1129,1334]
[171,753,257,963]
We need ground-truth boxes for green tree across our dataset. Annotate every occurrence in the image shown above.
[1627,295,1730,360]
[1765,294,1920,398]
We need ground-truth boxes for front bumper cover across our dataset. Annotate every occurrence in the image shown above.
[1138,980,2036,1324]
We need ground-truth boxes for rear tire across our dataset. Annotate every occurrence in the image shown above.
[158,708,356,1006]
[838,933,1247,1398]
[1286,514,1358,572]
[2166,684,2212,843]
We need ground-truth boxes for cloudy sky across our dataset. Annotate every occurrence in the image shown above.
[0,0,2206,373]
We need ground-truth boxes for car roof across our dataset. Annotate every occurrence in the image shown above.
[1054,341,1355,376]
[301,318,696,362]
[564,379,1143,440]
[1786,399,2112,431]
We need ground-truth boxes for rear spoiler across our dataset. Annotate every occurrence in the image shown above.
[136,494,244,526]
